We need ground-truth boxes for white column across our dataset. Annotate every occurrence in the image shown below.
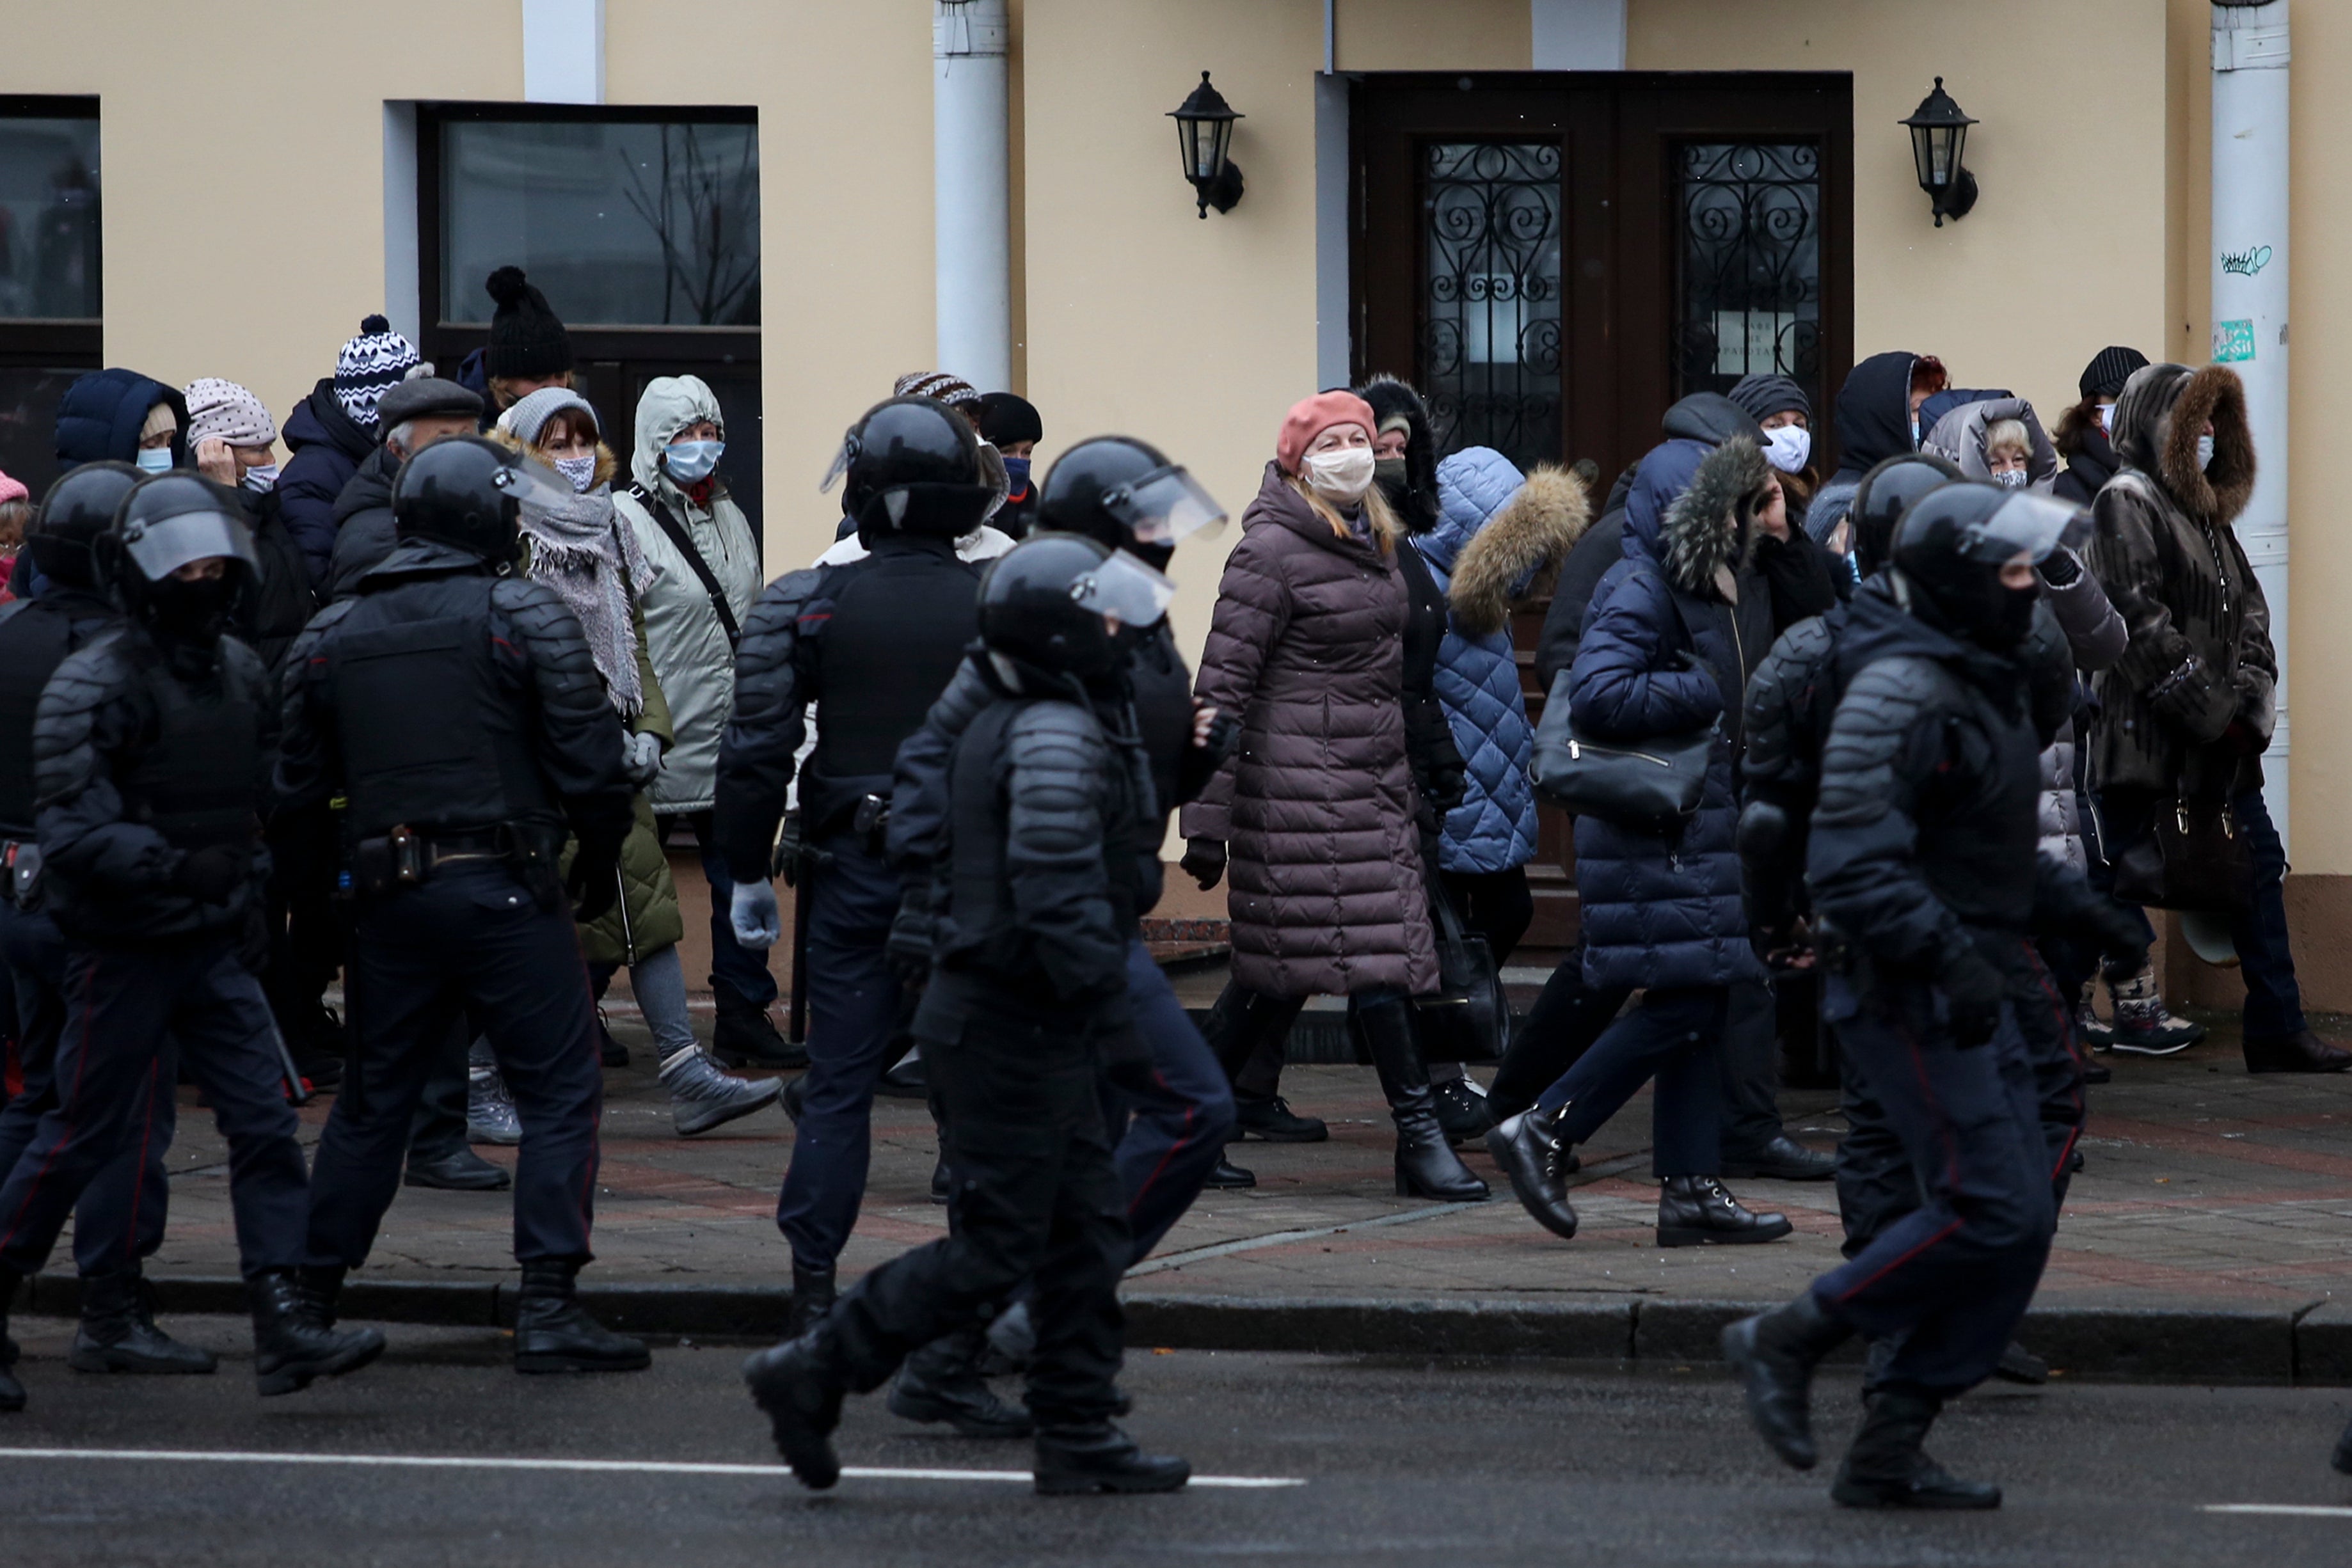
[934,0,1012,391]
[1315,74,1350,392]
[522,0,605,105]
[2212,2,2290,848]
[1530,0,1626,70]
[381,103,421,348]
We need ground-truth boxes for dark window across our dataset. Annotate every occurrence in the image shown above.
[418,104,763,538]
[1673,141,1822,412]
[0,97,101,502]
[1422,142,1563,471]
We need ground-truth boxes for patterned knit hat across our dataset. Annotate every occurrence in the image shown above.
[184,377,278,450]
[893,370,984,411]
[335,315,420,430]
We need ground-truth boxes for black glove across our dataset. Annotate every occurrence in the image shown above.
[2087,903,2152,985]
[887,887,935,988]
[176,844,246,905]
[568,830,626,923]
[1940,947,2007,1049]
[1180,837,1227,892]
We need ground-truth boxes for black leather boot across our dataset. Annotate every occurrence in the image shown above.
[742,1328,846,1489]
[1204,1155,1257,1189]
[1832,1388,2001,1509]
[1721,1290,1854,1470]
[2242,1029,2352,1074]
[1,1265,24,1412]
[1484,1103,1580,1239]
[713,994,807,1070]
[889,1325,1033,1437]
[1355,999,1488,1201]
[788,1262,836,1338]
[298,1263,348,1327]
[1430,1077,1495,1144]
[1033,1421,1191,1495]
[68,1268,217,1374]
[249,1269,385,1397]
[513,1260,649,1373]
[1656,1175,1793,1247]
[1992,1340,2049,1385]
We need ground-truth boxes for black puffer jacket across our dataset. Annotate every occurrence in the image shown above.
[323,445,399,601]
[279,380,380,590]
[237,484,320,674]
[34,626,276,944]
[274,537,634,846]
[2054,420,2122,509]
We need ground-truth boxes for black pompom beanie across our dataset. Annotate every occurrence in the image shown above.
[484,267,574,380]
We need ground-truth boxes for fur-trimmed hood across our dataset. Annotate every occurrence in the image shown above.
[1432,456,1589,636]
[2113,361,2253,526]
[1655,437,1769,600]
[1358,374,1442,533]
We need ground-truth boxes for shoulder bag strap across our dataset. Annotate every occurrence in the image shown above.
[629,483,740,649]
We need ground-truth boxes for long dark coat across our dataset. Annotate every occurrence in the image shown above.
[1182,463,1438,998]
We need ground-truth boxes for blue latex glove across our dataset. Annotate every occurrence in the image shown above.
[730,880,781,948]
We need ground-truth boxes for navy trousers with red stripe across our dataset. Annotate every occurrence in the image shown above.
[0,900,176,1276]
[306,863,603,1269]
[0,936,306,1281]
[1106,938,1234,1266]
[1812,963,2055,1397]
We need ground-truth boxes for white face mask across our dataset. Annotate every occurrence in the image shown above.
[241,463,280,493]
[2196,434,2216,472]
[1992,468,2029,489]
[1303,445,1376,503]
[553,453,598,493]
[2094,402,2115,434]
[1762,425,1812,475]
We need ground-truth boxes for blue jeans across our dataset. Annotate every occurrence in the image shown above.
[1106,940,1235,1265]
[774,832,903,1272]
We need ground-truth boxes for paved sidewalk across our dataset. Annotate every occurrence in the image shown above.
[26,1003,2352,1378]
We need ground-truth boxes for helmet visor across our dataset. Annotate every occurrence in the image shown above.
[818,427,857,493]
[489,453,576,513]
[120,510,258,581]
[1070,548,1176,630]
[1102,464,1228,547]
[1961,493,2089,566]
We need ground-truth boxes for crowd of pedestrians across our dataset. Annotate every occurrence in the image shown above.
[0,269,2346,1500]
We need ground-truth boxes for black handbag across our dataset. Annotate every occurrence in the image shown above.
[2111,794,2254,912]
[1413,884,1512,1065]
[1530,668,1715,831]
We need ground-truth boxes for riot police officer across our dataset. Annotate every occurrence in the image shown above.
[0,464,216,1406]
[0,472,385,1404]
[278,436,646,1374]
[875,437,1236,1431]
[714,396,997,1332]
[1724,484,2147,1509]
[744,533,1190,1496]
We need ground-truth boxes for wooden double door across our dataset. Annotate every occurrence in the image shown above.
[1351,72,1854,946]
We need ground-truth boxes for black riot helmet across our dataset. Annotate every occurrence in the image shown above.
[1890,482,2086,651]
[28,459,141,590]
[822,396,997,542]
[1035,435,1228,571]
[1848,450,1962,576]
[107,472,258,646]
[978,532,1177,686]
[390,434,544,565]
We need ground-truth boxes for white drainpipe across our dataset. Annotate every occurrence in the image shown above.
[933,1,1012,392]
[2212,3,2290,850]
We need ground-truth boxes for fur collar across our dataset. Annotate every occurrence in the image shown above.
[1659,438,1768,599]
[2159,363,2255,525]
[1446,466,1589,635]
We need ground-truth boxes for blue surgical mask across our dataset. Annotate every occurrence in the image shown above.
[1002,455,1032,491]
[663,438,723,486]
[135,447,173,474]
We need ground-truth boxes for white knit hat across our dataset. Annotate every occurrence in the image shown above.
[334,314,420,429]
[184,377,278,449]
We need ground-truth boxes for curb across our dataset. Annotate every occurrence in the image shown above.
[13,1276,2343,1385]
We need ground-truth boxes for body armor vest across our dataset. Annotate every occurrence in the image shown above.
[122,671,260,855]
[324,579,555,837]
[804,544,980,828]
[1129,627,1195,836]
[0,602,78,836]
[1902,658,2044,931]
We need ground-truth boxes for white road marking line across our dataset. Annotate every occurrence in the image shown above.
[0,1446,1303,1488]
[2201,1504,2352,1518]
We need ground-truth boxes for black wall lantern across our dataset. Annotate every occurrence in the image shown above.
[1902,77,1978,226]
[1168,70,1244,218]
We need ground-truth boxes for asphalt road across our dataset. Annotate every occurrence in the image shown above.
[3,1315,2350,1567]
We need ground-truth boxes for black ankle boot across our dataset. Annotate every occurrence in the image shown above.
[889,1325,1033,1437]
[513,1259,649,1374]
[1033,1421,1191,1495]
[1656,1175,1793,1247]
[298,1263,347,1327]
[1486,1104,1580,1238]
[742,1327,847,1489]
[69,1268,217,1374]
[1,1265,24,1412]
[250,1269,385,1397]
[1832,1388,2002,1509]
[1355,999,1488,1201]
[1722,1291,1854,1470]
[789,1262,836,1338]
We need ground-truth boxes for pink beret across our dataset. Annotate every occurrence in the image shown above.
[0,470,26,508]
[1276,391,1376,475]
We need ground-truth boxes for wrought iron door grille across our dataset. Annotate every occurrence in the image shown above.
[1674,141,1820,411]
[1422,142,1562,470]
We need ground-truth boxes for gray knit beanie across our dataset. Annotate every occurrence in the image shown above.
[499,386,600,449]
